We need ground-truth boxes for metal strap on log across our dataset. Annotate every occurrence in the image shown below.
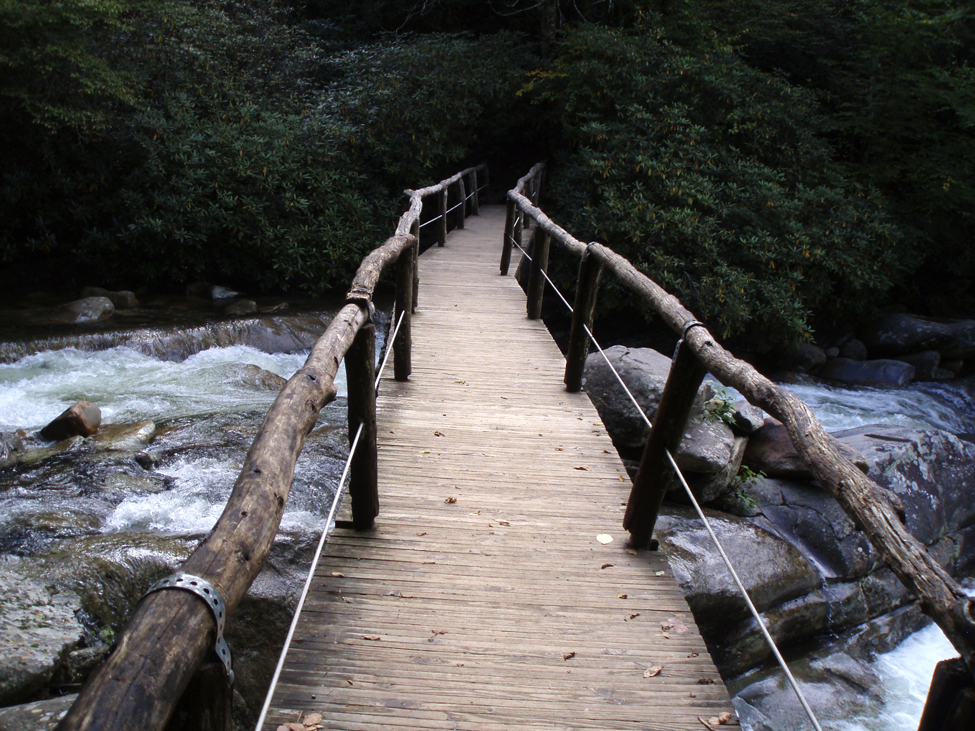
[503,162,975,683]
[57,164,487,731]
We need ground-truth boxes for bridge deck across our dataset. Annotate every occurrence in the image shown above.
[263,205,735,730]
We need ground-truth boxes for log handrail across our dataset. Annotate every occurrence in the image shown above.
[57,163,488,731]
[502,162,975,673]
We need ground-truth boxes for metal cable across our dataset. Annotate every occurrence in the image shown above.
[254,310,406,731]
[446,200,465,214]
[509,222,824,731]
[419,216,441,229]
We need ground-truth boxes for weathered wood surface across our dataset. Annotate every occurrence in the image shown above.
[262,205,733,730]
[508,164,975,669]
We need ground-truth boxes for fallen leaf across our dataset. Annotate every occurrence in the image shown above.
[331,572,345,578]
[287,724,304,731]
[629,613,640,619]
[618,593,628,599]
[574,465,590,471]
[363,635,381,641]
[661,618,690,634]
[655,570,666,576]
[499,520,510,526]
[697,677,716,685]
[445,496,457,504]
[434,431,444,437]
[698,718,716,731]
[304,713,323,727]
[717,712,733,724]
[422,450,431,454]
[563,651,576,661]
[347,679,354,685]
[619,475,626,481]
[342,597,352,604]
[596,534,613,544]
[556,447,564,451]
[643,666,662,678]
[601,563,614,569]
[625,548,638,555]
[688,652,699,658]
[468,511,480,515]
[662,633,671,639]
[276,726,290,731]
[603,449,610,453]
[416,532,427,536]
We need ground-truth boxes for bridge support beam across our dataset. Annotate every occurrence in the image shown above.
[394,243,414,381]
[624,338,707,547]
[564,247,603,392]
[347,321,379,530]
[500,198,516,275]
[455,178,466,229]
[438,188,448,246]
[526,230,551,320]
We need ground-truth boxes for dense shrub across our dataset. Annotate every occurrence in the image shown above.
[528,24,905,343]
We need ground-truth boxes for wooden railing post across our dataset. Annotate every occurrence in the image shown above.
[500,198,516,275]
[564,247,603,392]
[411,218,420,312]
[470,169,479,215]
[347,320,379,530]
[438,186,448,246]
[394,241,414,380]
[624,338,708,547]
[165,659,232,731]
[526,229,551,320]
[918,658,975,731]
[456,178,466,229]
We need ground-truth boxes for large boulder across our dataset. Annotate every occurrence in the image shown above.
[80,287,138,310]
[744,418,868,479]
[861,313,975,359]
[820,357,915,387]
[0,569,85,705]
[39,401,101,441]
[0,432,26,468]
[835,426,975,544]
[892,350,953,381]
[583,346,711,452]
[653,507,821,638]
[0,695,76,730]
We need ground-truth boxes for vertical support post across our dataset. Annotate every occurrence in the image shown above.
[624,339,707,547]
[470,169,479,215]
[564,247,603,392]
[455,177,466,229]
[347,320,378,530]
[500,198,516,275]
[526,229,550,320]
[438,187,447,246]
[481,165,490,201]
[411,218,420,313]
[165,659,232,731]
[394,241,414,381]
[918,658,975,731]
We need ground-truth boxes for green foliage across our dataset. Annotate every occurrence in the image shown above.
[529,24,904,343]
[702,391,737,427]
[0,0,136,132]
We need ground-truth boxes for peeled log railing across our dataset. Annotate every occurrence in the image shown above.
[56,163,487,731]
[504,162,975,729]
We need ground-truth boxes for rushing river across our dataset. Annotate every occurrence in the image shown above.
[0,318,971,725]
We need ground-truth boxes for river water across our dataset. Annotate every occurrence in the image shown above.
[0,318,971,726]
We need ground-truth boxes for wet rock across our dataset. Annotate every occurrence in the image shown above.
[583,346,712,451]
[835,426,975,544]
[862,313,975,359]
[730,401,764,436]
[839,338,868,361]
[1,297,114,327]
[91,420,155,453]
[40,401,101,441]
[820,357,915,387]
[0,432,26,468]
[675,419,737,474]
[749,477,879,581]
[15,435,84,466]
[236,364,287,392]
[654,506,821,636]
[0,568,85,705]
[225,299,258,316]
[744,418,867,479]
[0,695,76,730]
[80,287,138,310]
[186,283,241,301]
[892,350,953,381]
[684,435,748,504]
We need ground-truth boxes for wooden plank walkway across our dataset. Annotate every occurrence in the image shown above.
[262,205,735,730]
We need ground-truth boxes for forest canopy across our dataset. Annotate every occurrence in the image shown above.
[1,0,972,344]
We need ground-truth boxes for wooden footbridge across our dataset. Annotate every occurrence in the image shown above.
[58,164,975,731]
[260,204,733,729]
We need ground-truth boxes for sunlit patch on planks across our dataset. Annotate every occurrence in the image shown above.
[263,206,737,730]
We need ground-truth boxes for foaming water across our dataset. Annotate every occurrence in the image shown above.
[825,625,955,731]
[0,345,347,431]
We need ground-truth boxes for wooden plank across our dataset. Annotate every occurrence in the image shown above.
[263,206,734,730]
